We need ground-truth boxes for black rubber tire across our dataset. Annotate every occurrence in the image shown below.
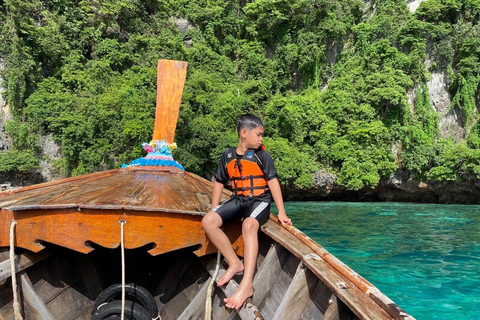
[91,300,149,320]
[92,283,158,319]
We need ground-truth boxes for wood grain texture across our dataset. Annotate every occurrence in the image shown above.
[271,262,318,320]
[0,250,50,282]
[252,243,290,307]
[20,271,55,320]
[177,278,210,320]
[153,60,188,143]
[204,256,264,320]
[266,216,414,320]
[261,218,394,320]
[0,207,243,257]
[0,167,242,258]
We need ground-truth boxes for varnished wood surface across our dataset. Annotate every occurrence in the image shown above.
[0,167,227,212]
[0,164,413,320]
[153,60,188,143]
[0,167,239,257]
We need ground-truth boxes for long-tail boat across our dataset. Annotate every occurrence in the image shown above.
[0,60,415,320]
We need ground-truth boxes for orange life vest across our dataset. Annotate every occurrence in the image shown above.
[226,150,269,197]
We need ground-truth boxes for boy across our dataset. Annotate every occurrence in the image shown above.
[202,114,292,310]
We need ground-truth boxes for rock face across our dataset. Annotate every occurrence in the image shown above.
[38,133,63,182]
[0,58,13,154]
[285,170,480,204]
[428,70,465,141]
[170,16,197,48]
[0,57,62,189]
[406,0,427,12]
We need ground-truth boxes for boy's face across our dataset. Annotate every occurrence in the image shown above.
[241,126,264,149]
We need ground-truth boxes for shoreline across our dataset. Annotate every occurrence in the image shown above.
[3,169,480,205]
[285,170,480,204]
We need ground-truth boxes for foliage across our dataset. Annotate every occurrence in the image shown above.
[0,0,479,191]
[0,149,39,172]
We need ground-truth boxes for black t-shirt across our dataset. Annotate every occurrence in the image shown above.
[215,147,278,184]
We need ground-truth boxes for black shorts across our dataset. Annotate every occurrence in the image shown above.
[213,196,271,225]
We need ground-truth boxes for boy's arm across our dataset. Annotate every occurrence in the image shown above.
[267,178,292,226]
[210,180,225,211]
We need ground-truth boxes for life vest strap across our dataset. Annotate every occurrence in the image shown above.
[237,186,269,191]
[231,175,265,181]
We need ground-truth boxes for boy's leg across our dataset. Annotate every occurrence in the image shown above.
[224,217,259,309]
[202,202,244,286]
[224,200,270,309]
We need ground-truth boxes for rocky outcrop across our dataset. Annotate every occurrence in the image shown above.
[406,0,427,13]
[39,133,63,182]
[0,58,62,188]
[170,16,197,48]
[427,69,465,141]
[285,170,480,204]
[0,58,11,153]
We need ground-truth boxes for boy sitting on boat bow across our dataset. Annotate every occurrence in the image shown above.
[202,114,292,310]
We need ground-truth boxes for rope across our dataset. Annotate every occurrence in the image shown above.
[10,221,23,320]
[205,251,221,320]
[120,220,126,320]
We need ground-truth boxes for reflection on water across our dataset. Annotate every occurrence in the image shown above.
[273,202,480,320]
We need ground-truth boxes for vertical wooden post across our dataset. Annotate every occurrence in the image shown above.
[152,60,188,143]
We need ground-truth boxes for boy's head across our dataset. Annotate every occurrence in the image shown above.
[236,114,264,137]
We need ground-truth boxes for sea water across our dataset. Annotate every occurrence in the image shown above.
[274,202,480,320]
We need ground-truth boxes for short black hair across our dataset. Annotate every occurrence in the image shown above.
[237,114,264,137]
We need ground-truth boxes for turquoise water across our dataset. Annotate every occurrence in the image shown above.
[277,202,480,320]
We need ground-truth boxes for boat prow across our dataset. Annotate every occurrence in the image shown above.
[0,59,415,319]
[0,166,414,319]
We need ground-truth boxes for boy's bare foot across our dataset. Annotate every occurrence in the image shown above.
[217,261,244,287]
[224,284,254,309]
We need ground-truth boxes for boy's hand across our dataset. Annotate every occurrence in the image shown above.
[278,211,292,226]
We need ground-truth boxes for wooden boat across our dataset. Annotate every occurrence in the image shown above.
[0,60,415,320]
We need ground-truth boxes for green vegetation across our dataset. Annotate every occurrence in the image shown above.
[0,0,479,190]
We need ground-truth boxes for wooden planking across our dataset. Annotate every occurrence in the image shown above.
[161,285,192,320]
[0,248,8,287]
[177,277,210,320]
[24,252,95,320]
[252,243,290,307]
[155,254,194,313]
[324,295,357,320]
[299,300,326,320]
[157,254,213,320]
[261,219,394,320]
[203,256,264,320]
[257,254,299,319]
[76,253,104,300]
[20,271,55,320]
[174,272,231,320]
[268,217,414,320]
[0,167,223,213]
[0,250,50,282]
[272,262,318,320]
[227,311,243,320]
[0,278,16,319]
[0,170,121,206]
[299,277,336,320]
[211,287,232,320]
